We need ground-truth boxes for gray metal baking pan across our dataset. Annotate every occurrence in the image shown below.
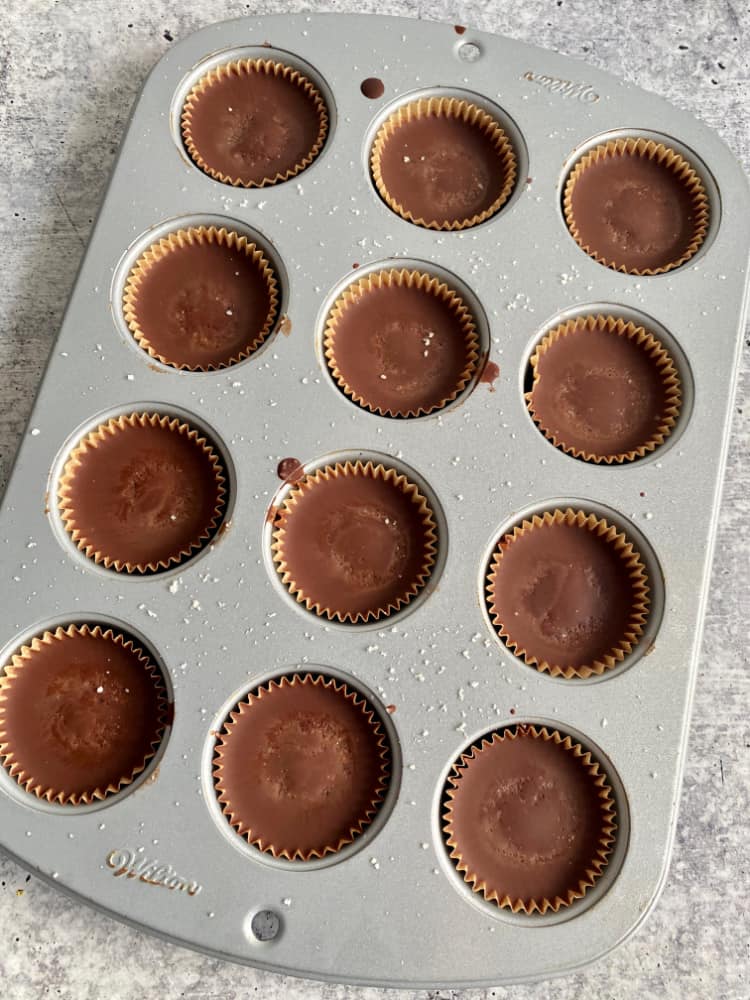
[0,12,748,989]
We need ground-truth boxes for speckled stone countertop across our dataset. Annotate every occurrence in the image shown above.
[0,2,748,998]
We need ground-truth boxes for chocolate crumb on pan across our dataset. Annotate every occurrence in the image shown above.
[371,96,517,230]
[0,624,167,805]
[486,508,650,678]
[324,268,480,417]
[361,77,385,99]
[443,724,616,913]
[526,314,682,463]
[182,58,328,187]
[563,137,709,274]
[58,412,227,574]
[272,460,438,623]
[214,673,391,859]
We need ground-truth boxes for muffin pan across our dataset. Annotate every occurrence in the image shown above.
[0,13,748,989]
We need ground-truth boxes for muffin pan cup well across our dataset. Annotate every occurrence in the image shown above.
[0,13,748,990]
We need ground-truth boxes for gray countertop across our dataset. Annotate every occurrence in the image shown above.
[0,1,747,998]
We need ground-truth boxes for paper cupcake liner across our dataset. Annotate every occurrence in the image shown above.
[271,460,438,623]
[443,724,617,914]
[0,624,168,805]
[213,672,391,860]
[563,137,710,275]
[486,508,650,679]
[526,314,682,463]
[123,225,280,371]
[370,96,518,230]
[181,58,329,188]
[323,268,481,417]
[58,412,227,574]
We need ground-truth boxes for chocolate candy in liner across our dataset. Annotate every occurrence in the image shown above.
[443,724,616,914]
[324,268,480,417]
[58,412,227,573]
[272,460,438,623]
[0,624,168,805]
[214,673,391,860]
[487,509,650,678]
[371,96,517,230]
[527,314,682,463]
[123,225,279,371]
[563,137,709,274]
[182,58,328,187]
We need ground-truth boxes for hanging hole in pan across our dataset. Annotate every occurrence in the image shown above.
[457,41,482,63]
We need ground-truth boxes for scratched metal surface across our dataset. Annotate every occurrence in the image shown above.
[0,2,748,999]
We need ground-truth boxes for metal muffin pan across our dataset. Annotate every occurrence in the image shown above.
[1,12,748,989]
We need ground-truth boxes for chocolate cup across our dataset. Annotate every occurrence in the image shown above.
[271,460,438,624]
[443,724,616,914]
[526,315,682,463]
[123,226,279,371]
[486,509,650,679]
[563,137,709,275]
[371,96,517,230]
[324,268,480,417]
[181,58,328,188]
[0,625,168,805]
[213,673,391,860]
[58,413,227,574]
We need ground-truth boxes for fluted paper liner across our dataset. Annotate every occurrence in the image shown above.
[370,96,517,230]
[0,624,168,805]
[442,724,617,914]
[563,137,710,275]
[324,268,481,417]
[526,314,682,463]
[271,460,438,623]
[213,673,391,860]
[123,225,280,371]
[58,412,227,573]
[181,58,328,188]
[486,508,650,679]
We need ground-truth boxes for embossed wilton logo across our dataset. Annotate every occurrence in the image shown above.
[106,848,201,896]
[522,70,599,103]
